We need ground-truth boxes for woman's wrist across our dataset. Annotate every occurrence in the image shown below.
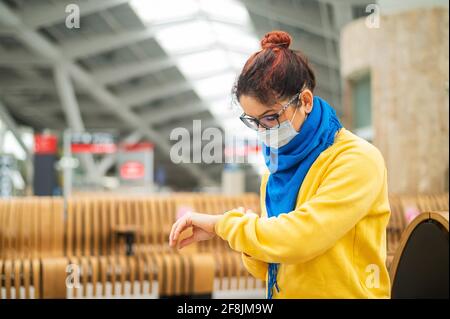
[212,214,225,234]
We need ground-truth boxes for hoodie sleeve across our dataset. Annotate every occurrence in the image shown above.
[215,147,386,264]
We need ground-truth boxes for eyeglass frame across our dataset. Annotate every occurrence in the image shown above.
[239,92,301,131]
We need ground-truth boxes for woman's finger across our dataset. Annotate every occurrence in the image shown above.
[172,214,192,243]
[169,217,183,246]
[169,219,178,244]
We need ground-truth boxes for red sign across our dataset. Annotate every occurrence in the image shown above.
[121,142,154,152]
[34,134,58,155]
[120,161,145,180]
[70,132,117,154]
[71,143,117,154]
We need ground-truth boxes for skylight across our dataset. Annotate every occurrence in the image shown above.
[130,0,257,114]
[129,0,200,24]
[177,49,229,78]
[154,20,216,52]
[131,0,266,174]
[193,71,237,100]
[199,0,250,25]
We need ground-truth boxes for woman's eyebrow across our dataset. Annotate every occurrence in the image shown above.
[258,109,276,118]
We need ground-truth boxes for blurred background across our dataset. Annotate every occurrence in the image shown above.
[0,0,448,196]
[0,0,448,299]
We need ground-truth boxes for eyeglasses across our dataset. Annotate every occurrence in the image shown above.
[239,93,300,131]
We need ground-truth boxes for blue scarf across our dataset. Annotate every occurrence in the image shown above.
[263,96,342,299]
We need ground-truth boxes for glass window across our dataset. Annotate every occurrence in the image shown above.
[352,73,372,141]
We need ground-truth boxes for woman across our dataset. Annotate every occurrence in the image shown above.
[169,31,391,299]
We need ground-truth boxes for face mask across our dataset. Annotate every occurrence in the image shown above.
[258,107,302,149]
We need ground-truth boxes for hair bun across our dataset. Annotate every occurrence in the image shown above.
[261,31,292,50]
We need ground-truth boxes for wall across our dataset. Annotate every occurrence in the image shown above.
[340,7,449,194]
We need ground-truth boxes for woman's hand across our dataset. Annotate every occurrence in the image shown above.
[168,207,256,249]
[169,212,223,249]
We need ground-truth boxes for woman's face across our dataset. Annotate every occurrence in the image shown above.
[239,90,314,132]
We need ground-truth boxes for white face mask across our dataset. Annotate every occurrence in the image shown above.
[258,107,302,149]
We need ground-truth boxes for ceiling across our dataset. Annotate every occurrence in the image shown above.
[0,0,372,191]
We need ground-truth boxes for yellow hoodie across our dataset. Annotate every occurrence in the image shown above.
[215,128,391,298]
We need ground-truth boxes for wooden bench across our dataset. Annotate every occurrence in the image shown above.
[0,193,262,299]
[0,258,41,299]
[3,192,446,298]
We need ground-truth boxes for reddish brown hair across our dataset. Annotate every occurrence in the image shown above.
[232,30,316,106]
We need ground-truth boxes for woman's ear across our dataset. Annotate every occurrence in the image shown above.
[300,89,313,114]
